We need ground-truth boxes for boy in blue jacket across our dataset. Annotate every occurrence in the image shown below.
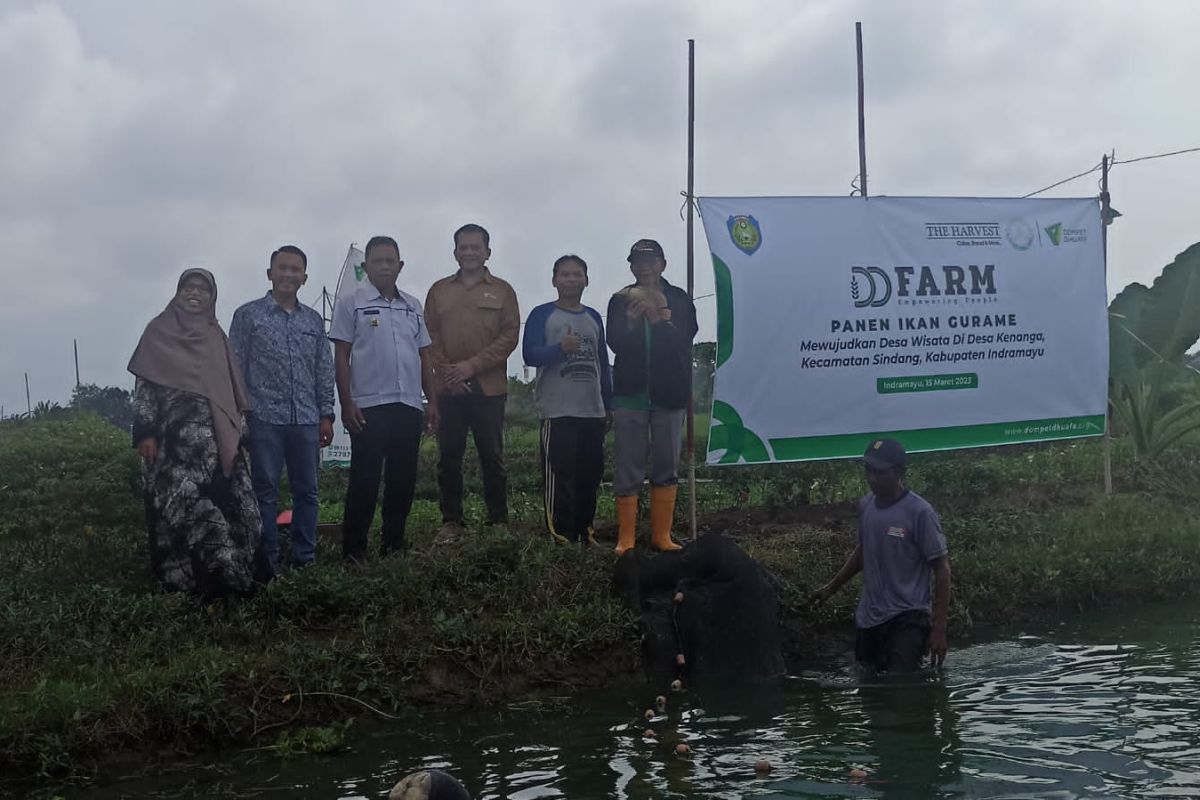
[522,254,612,544]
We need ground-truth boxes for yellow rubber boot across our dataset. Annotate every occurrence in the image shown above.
[614,495,638,556]
[650,485,682,552]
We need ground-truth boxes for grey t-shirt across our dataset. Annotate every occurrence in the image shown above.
[531,305,606,419]
[855,490,948,629]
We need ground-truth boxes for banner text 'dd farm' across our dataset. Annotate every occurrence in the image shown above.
[699,196,1107,465]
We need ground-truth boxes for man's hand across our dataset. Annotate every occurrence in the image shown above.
[443,361,474,387]
[341,402,367,433]
[319,418,334,447]
[927,625,948,667]
[631,299,667,324]
[561,326,580,354]
[136,437,157,463]
[425,404,439,436]
[808,584,834,605]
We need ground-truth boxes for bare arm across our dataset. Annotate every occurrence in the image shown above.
[928,554,952,666]
[419,346,438,433]
[333,340,365,432]
[811,544,864,602]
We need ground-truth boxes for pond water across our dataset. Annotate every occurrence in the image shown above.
[88,603,1199,799]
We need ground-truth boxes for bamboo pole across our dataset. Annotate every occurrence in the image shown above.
[1101,154,1113,496]
[856,22,868,198]
[686,38,698,539]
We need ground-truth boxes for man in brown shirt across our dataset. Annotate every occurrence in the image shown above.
[425,223,520,542]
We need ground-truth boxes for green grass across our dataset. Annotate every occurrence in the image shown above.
[3,413,1200,788]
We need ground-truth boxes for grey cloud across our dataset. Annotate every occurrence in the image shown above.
[2,0,1199,413]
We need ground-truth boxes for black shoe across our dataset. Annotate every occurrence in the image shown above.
[434,522,465,546]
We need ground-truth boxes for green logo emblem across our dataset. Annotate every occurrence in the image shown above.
[354,262,366,281]
[1044,222,1063,246]
[726,215,762,255]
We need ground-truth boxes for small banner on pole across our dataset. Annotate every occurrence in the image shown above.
[698,196,1108,465]
[321,244,366,467]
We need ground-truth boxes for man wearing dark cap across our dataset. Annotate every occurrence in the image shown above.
[389,768,472,800]
[811,439,952,672]
[607,239,698,555]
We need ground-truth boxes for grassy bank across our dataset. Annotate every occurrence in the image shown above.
[3,414,1200,790]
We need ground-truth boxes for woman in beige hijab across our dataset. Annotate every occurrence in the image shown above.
[129,269,269,598]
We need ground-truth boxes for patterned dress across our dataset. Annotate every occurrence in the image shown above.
[133,378,268,598]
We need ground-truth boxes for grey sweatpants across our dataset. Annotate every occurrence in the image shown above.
[613,407,686,496]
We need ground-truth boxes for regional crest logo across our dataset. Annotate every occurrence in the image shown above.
[727,215,762,255]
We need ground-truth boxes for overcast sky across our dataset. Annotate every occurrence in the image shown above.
[2,0,1198,414]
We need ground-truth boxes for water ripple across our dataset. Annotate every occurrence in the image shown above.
[90,605,1200,800]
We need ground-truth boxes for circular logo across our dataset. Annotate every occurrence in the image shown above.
[726,215,763,255]
[1006,219,1035,251]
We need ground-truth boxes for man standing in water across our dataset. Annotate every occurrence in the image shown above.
[811,439,952,672]
[607,238,698,555]
[230,245,334,570]
[522,254,612,545]
[425,224,520,543]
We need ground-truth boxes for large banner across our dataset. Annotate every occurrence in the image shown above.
[321,244,366,467]
[698,196,1107,465]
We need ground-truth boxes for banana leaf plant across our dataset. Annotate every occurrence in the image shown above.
[1108,242,1200,458]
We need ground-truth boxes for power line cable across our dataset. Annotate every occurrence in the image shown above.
[1114,145,1200,167]
[1023,162,1103,198]
[1024,145,1200,198]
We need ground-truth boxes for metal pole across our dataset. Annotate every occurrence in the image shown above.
[855,22,868,198]
[74,339,80,387]
[1101,154,1113,496]
[25,372,31,416]
[686,38,698,540]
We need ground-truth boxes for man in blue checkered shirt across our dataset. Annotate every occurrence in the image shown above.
[229,245,335,569]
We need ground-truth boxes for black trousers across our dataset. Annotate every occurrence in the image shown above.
[855,610,932,673]
[539,417,606,544]
[342,402,423,559]
[437,393,507,524]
